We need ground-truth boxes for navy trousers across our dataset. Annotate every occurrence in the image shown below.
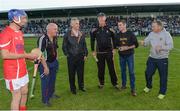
[39,59,59,103]
[145,57,168,95]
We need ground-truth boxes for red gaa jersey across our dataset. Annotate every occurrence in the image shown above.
[0,26,28,80]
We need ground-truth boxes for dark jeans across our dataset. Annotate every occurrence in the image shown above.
[39,59,59,103]
[119,54,135,91]
[145,57,168,95]
[67,54,85,91]
[97,52,118,86]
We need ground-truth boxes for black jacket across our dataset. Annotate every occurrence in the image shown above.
[62,30,88,57]
[115,31,139,56]
[90,25,116,52]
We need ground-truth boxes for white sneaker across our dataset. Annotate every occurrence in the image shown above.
[158,94,165,99]
[143,87,151,93]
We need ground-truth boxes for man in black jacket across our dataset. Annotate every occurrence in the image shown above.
[90,13,118,89]
[62,18,88,95]
[115,19,139,96]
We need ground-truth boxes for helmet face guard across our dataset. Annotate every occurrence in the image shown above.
[8,9,28,28]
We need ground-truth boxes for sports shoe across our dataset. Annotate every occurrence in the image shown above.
[143,87,151,93]
[51,94,61,99]
[120,86,127,90]
[131,90,137,96]
[158,94,165,99]
[114,85,120,90]
[98,84,104,89]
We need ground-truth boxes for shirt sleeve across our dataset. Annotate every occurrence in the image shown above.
[0,33,11,50]
[37,35,46,52]
[62,33,69,56]
[90,28,96,51]
[131,32,139,48]
[83,35,88,57]
[110,28,116,49]
[162,32,174,51]
[144,33,151,47]
[114,33,119,49]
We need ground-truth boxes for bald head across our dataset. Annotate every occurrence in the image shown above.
[46,23,58,31]
[46,23,58,37]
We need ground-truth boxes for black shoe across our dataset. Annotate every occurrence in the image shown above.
[51,94,61,99]
[98,84,104,89]
[131,90,137,96]
[42,101,52,107]
[71,90,77,95]
[114,85,120,90]
[120,86,127,90]
[79,88,86,92]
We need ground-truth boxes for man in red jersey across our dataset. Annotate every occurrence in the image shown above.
[0,9,49,110]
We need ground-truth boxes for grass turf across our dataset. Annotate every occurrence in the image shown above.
[0,37,180,110]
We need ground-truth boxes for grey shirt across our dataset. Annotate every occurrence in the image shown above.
[144,29,173,59]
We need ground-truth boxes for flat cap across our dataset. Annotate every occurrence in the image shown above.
[97,12,106,17]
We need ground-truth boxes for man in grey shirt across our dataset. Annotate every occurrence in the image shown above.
[140,20,173,99]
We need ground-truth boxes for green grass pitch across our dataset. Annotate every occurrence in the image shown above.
[0,37,180,110]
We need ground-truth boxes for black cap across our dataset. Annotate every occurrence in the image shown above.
[97,12,106,17]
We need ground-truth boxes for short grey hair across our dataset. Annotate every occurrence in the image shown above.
[46,23,58,31]
[152,20,164,28]
[70,17,79,26]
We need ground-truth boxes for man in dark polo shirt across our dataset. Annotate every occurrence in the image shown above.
[37,23,60,106]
